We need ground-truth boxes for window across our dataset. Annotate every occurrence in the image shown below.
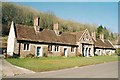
[27,44,29,50]
[23,43,30,51]
[23,44,26,50]
[48,45,52,51]
[83,38,85,41]
[54,45,59,52]
[71,47,74,52]
[86,35,88,39]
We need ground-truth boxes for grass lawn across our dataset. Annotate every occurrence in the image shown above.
[6,55,119,72]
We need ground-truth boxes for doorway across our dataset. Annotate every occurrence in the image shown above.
[85,47,88,57]
[64,48,68,57]
[36,47,41,57]
[88,48,91,56]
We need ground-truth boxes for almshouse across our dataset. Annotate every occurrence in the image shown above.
[7,17,115,58]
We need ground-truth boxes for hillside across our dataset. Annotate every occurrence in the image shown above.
[1,2,117,40]
[2,3,97,34]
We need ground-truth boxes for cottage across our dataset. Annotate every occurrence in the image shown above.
[91,32,115,56]
[7,17,115,58]
[7,18,78,57]
[111,36,120,49]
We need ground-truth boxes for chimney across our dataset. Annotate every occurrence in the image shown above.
[53,23,59,35]
[53,23,59,30]
[34,17,40,32]
[91,32,96,41]
[99,34,104,42]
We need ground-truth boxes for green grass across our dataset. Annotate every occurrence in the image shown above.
[6,55,118,72]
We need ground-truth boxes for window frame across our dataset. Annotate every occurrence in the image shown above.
[48,45,52,51]
[23,43,30,51]
[54,45,59,52]
[71,47,75,53]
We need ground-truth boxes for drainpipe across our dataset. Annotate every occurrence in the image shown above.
[76,47,78,56]
[18,43,21,57]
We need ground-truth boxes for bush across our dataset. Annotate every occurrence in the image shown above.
[115,49,120,56]
[12,53,19,58]
[115,49,120,54]
[26,54,35,58]
[4,53,19,59]
[60,52,65,56]
[43,53,48,57]
[76,52,82,56]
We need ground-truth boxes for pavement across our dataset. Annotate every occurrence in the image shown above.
[6,61,118,78]
[1,58,35,77]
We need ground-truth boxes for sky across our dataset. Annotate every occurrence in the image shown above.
[14,2,118,33]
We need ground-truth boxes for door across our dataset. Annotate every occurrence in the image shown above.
[36,47,41,57]
[64,48,68,57]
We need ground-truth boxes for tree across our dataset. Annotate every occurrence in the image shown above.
[109,32,115,40]
[96,25,104,38]
[96,25,110,39]
[2,2,116,40]
[102,27,109,39]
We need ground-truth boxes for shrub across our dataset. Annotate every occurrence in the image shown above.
[60,52,64,56]
[26,54,35,58]
[115,49,120,54]
[76,52,82,56]
[4,53,19,59]
[12,53,19,58]
[43,53,48,57]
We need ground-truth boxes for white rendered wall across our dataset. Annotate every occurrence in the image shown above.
[7,21,15,56]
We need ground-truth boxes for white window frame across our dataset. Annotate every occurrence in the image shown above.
[71,47,75,53]
[54,45,60,52]
[23,43,30,51]
[48,45,52,51]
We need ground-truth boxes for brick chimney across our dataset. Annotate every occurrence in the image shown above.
[91,32,96,41]
[34,17,40,32]
[53,23,59,35]
[99,34,104,42]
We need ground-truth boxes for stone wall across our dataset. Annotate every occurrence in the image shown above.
[19,43,35,58]
[15,42,77,58]
[48,45,76,57]
[95,48,115,56]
